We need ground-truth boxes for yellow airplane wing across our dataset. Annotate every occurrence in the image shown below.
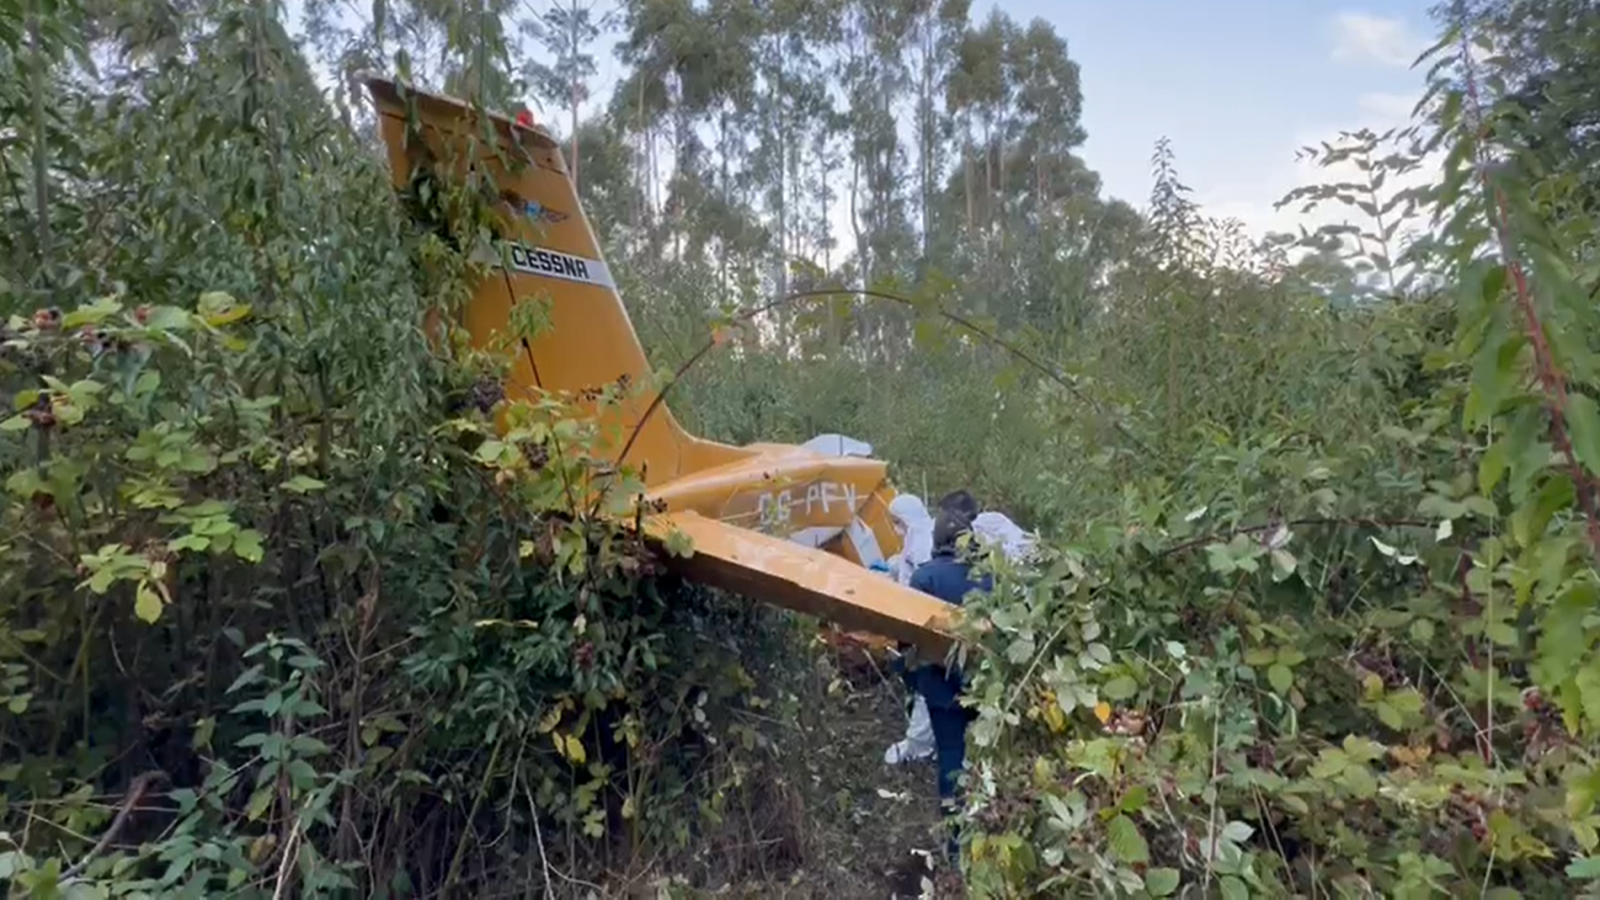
[648,512,956,656]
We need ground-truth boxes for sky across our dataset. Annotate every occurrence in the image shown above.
[966,0,1440,236]
[288,0,1444,243]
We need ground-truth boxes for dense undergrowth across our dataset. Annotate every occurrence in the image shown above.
[7,0,1600,898]
[934,31,1600,900]
[650,15,1600,900]
[0,3,851,897]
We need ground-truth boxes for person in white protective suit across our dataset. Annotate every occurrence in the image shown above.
[882,494,939,765]
[888,494,936,588]
[972,511,1037,563]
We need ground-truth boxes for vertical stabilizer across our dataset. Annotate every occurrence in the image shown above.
[364,76,742,485]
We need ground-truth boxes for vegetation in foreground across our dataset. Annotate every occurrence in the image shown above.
[5,0,1600,897]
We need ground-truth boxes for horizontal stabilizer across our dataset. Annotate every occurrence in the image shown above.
[648,512,958,656]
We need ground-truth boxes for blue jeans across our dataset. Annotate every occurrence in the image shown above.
[927,700,974,861]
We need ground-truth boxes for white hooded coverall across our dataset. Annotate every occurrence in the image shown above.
[883,495,938,765]
[973,511,1037,562]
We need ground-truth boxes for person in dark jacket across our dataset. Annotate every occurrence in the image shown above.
[936,489,979,529]
[905,500,991,861]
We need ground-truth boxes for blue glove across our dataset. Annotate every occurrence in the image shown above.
[868,560,891,574]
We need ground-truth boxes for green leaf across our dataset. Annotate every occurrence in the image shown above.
[1409,618,1435,643]
[1464,329,1521,429]
[5,469,47,499]
[61,296,122,329]
[143,305,192,331]
[134,582,163,624]
[663,528,693,558]
[1479,436,1509,496]
[1485,619,1518,648]
[193,717,215,750]
[1105,814,1149,864]
[1244,647,1276,667]
[1219,875,1249,900]
[286,759,318,791]
[1510,474,1574,547]
[1267,663,1293,695]
[1375,701,1402,730]
[245,786,273,821]
[1118,785,1149,814]
[1571,394,1600,477]
[474,439,508,465]
[1204,542,1236,574]
[233,530,265,564]
[169,534,210,553]
[1568,856,1600,879]
[1478,258,1508,305]
[1308,750,1348,780]
[198,291,252,325]
[282,475,327,494]
[1102,676,1138,701]
[0,415,28,432]
[1145,868,1180,897]
[1269,548,1296,581]
[1577,666,1600,735]
[1540,583,1595,681]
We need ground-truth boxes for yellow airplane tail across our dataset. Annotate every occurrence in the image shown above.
[363,75,954,654]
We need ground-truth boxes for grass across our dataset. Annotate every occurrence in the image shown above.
[652,640,956,898]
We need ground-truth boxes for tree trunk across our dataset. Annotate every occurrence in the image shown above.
[719,105,730,291]
[998,117,1007,244]
[850,152,867,282]
[1035,153,1045,216]
[672,77,686,260]
[635,76,646,249]
[919,20,932,254]
[570,80,580,191]
[820,138,832,273]
[775,36,789,300]
[963,150,974,231]
[984,119,994,232]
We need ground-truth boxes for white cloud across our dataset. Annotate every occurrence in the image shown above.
[1330,12,1427,68]
[1357,91,1420,122]
[1191,87,1439,249]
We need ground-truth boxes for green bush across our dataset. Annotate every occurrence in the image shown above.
[944,32,1600,900]
[0,4,827,896]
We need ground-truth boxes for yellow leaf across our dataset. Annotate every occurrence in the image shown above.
[537,705,563,734]
[1042,701,1066,733]
[563,734,587,765]
[1389,744,1432,767]
[1361,671,1384,700]
[245,786,273,822]
[134,581,163,623]
[248,832,277,864]
[1094,701,1113,725]
[203,300,252,327]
